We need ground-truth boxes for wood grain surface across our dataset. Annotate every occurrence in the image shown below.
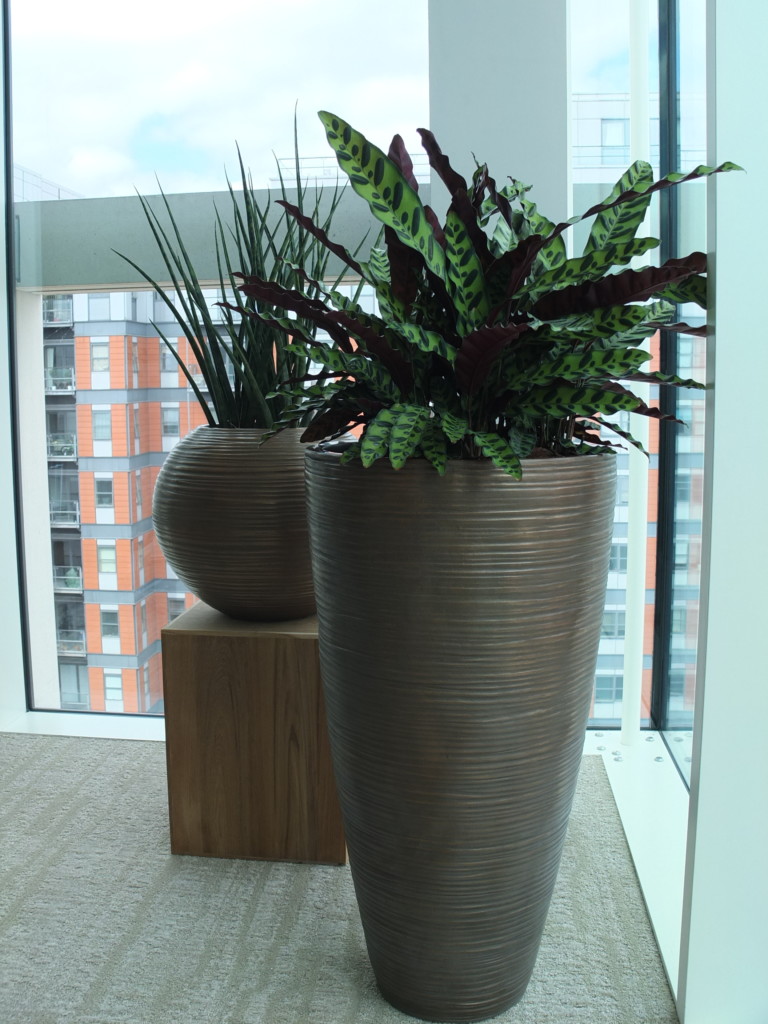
[162,602,346,864]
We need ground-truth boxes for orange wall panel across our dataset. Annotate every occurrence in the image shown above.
[146,335,161,388]
[84,601,103,654]
[89,667,106,712]
[118,604,136,655]
[81,540,99,591]
[74,336,91,390]
[79,472,95,524]
[122,669,139,714]
[645,534,657,590]
[76,405,93,457]
[109,336,127,390]
[641,667,653,719]
[113,473,130,524]
[148,652,164,711]
[146,405,162,452]
[111,405,128,457]
[116,539,134,591]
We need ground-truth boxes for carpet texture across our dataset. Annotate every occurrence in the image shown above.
[0,734,677,1024]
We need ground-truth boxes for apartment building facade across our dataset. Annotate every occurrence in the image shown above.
[43,290,206,714]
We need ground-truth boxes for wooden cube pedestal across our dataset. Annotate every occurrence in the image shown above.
[161,601,346,864]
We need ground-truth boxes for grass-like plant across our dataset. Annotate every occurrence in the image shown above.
[116,125,359,428]
[234,112,739,473]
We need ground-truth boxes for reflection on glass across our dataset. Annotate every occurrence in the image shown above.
[662,0,707,783]
[12,0,428,715]
[570,0,660,727]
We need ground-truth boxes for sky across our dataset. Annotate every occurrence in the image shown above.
[10,0,674,200]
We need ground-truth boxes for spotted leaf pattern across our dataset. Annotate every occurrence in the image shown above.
[233,114,739,474]
[319,111,446,281]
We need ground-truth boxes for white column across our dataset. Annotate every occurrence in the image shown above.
[427,0,571,225]
[677,2,768,1021]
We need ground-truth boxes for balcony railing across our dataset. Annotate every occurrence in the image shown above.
[42,296,74,325]
[50,500,80,527]
[53,565,83,591]
[56,629,86,656]
[44,367,76,392]
[47,433,77,459]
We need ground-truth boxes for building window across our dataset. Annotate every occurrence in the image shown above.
[675,472,692,505]
[162,406,180,436]
[88,293,111,320]
[42,294,73,326]
[674,539,689,570]
[59,663,90,710]
[137,535,145,585]
[143,663,151,711]
[92,408,112,441]
[160,339,178,373]
[100,608,119,639]
[138,601,148,648]
[90,340,110,373]
[95,477,113,508]
[600,118,629,163]
[97,541,117,575]
[168,595,186,620]
[135,469,143,518]
[672,607,687,635]
[601,609,626,639]
[104,670,124,713]
[609,542,628,573]
[595,671,624,704]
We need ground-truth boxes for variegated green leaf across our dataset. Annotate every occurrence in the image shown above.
[443,208,490,335]
[360,247,409,322]
[286,343,401,401]
[360,407,398,467]
[388,405,431,469]
[506,347,651,389]
[507,425,537,458]
[622,370,705,389]
[471,431,523,477]
[583,161,656,254]
[391,322,458,362]
[418,418,448,474]
[520,198,567,271]
[521,237,659,306]
[439,410,470,444]
[541,300,675,341]
[319,111,446,281]
[340,440,362,465]
[655,274,707,307]
[519,382,661,420]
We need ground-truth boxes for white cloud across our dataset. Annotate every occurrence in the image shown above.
[11,0,431,197]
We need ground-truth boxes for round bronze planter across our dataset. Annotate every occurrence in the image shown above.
[305,449,616,1022]
[153,427,314,621]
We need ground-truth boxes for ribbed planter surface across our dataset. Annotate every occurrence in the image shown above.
[306,449,616,1022]
[153,427,314,621]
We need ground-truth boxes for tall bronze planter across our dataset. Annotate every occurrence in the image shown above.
[153,427,314,621]
[306,448,616,1022]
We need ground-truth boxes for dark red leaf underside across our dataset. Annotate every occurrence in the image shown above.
[531,253,707,321]
[455,323,530,395]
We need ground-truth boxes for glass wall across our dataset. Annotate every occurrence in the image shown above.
[10,0,430,716]
[571,0,661,728]
[11,0,706,735]
[658,0,708,782]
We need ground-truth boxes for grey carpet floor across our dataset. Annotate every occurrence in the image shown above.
[0,734,677,1024]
